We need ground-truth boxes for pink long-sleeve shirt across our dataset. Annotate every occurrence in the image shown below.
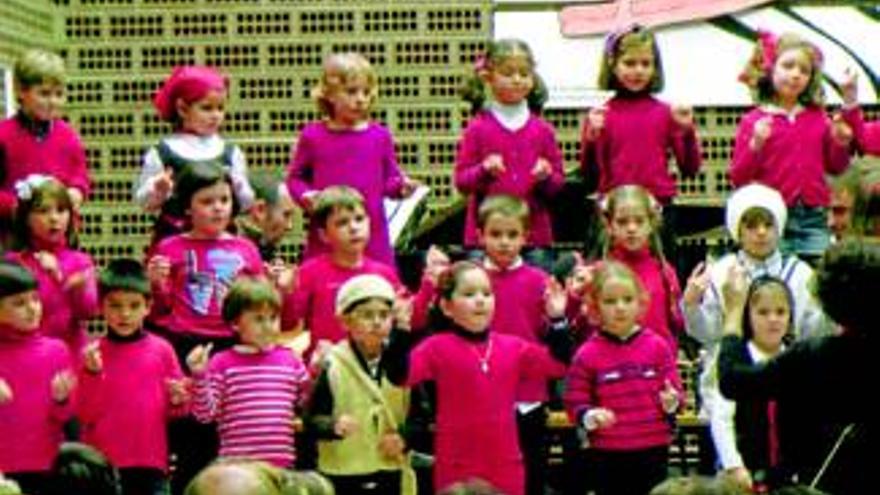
[729,106,851,207]
[841,106,880,156]
[78,333,186,471]
[580,95,702,203]
[407,331,566,495]
[286,121,406,266]
[192,345,310,468]
[0,115,90,214]
[455,111,565,247]
[0,326,74,473]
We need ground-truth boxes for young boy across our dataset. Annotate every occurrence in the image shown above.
[307,274,414,495]
[0,50,89,225]
[281,186,441,361]
[77,258,188,495]
[476,194,569,495]
[238,170,298,263]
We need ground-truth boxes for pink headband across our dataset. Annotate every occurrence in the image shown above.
[153,66,227,121]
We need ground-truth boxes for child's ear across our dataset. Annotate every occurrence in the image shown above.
[175,98,189,119]
[438,298,454,319]
[249,199,268,222]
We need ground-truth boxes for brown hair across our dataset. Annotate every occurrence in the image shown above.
[477,194,530,230]
[598,25,665,93]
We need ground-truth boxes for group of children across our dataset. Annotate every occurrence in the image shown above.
[0,19,878,495]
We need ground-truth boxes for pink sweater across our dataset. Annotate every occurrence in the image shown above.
[841,107,880,156]
[192,346,310,468]
[286,121,406,266]
[7,241,99,356]
[0,115,90,214]
[150,234,264,339]
[564,328,682,451]
[78,333,185,470]
[0,326,74,473]
[486,261,551,401]
[580,95,702,203]
[408,331,566,495]
[729,106,850,207]
[455,111,565,247]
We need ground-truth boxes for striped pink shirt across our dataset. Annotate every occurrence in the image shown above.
[192,346,309,467]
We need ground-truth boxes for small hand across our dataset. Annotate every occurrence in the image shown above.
[659,379,680,414]
[831,113,853,147]
[750,116,773,151]
[147,255,171,287]
[400,177,419,198]
[584,106,606,141]
[424,245,450,285]
[166,378,190,406]
[62,269,90,292]
[186,343,213,374]
[671,104,695,130]
[83,340,103,374]
[154,170,174,197]
[0,378,13,404]
[840,67,858,107]
[378,432,406,462]
[584,407,616,430]
[34,251,62,282]
[334,414,359,437]
[301,190,320,213]
[267,260,297,295]
[393,290,414,331]
[682,261,710,308]
[531,157,553,182]
[482,154,506,177]
[544,278,568,320]
[51,371,76,403]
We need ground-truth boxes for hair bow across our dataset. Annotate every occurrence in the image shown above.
[14,174,52,201]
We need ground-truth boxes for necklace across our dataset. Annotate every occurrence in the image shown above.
[471,336,493,374]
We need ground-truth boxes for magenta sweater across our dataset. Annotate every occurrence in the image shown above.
[580,95,702,203]
[606,246,682,348]
[729,106,850,207]
[78,333,185,470]
[192,346,310,468]
[408,331,567,495]
[841,107,880,156]
[149,234,264,339]
[564,328,682,451]
[455,111,565,247]
[0,326,74,473]
[0,115,90,214]
[486,262,551,401]
[7,241,99,356]
[286,121,406,266]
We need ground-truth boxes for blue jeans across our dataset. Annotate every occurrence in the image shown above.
[782,204,829,259]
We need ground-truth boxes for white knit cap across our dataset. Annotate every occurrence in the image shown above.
[335,274,396,316]
[725,183,787,242]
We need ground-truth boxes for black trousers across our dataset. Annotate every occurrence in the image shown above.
[324,470,401,495]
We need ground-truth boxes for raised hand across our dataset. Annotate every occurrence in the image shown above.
[531,157,553,182]
[831,113,853,147]
[83,341,103,374]
[682,261,710,308]
[840,67,858,107]
[400,177,420,198]
[584,106,606,141]
[267,259,297,295]
[167,378,190,406]
[301,190,320,213]
[750,116,773,152]
[659,379,680,413]
[544,278,568,320]
[146,255,171,287]
[186,343,214,374]
[583,407,616,431]
[154,170,174,197]
[482,154,506,177]
[424,245,450,285]
[51,371,76,403]
[671,104,695,130]
[333,414,359,437]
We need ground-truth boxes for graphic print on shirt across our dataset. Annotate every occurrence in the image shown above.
[184,248,245,315]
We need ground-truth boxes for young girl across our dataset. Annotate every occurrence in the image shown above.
[6,174,98,357]
[387,261,571,495]
[456,39,565,259]
[0,260,76,495]
[601,184,683,349]
[703,276,792,493]
[564,261,683,495]
[187,276,310,468]
[135,65,254,249]
[286,52,416,267]
[730,31,852,260]
[581,25,701,207]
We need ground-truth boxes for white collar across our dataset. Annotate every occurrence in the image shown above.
[484,256,524,272]
[488,100,530,132]
[747,340,782,363]
[761,103,804,123]
[737,249,784,275]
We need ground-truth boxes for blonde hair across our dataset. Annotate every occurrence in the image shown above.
[598,25,664,93]
[14,49,65,88]
[312,52,378,116]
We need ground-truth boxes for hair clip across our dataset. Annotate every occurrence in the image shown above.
[14,174,52,201]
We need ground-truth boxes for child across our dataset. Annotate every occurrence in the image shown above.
[601,184,683,349]
[683,183,830,351]
[0,49,89,231]
[581,24,701,206]
[187,276,310,468]
[286,52,416,267]
[281,186,438,360]
[77,259,188,495]
[703,276,792,493]
[308,274,414,495]
[6,174,98,356]
[564,261,683,495]
[730,31,852,260]
[134,65,254,248]
[456,39,564,262]
[0,260,76,494]
[475,194,569,494]
[147,161,264,356]
[237,169,298,263]
[387,261,571,495]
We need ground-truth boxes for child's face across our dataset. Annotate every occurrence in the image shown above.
[235,303,280,350]
[440,268,494,333]
[485,54,534,106]
[608,198,652,252]
[595,276,642,337]
[255,193,297,245]
[18,81,64,121]
[27,197,70,246]
[771,48,812,105]
[319,205,370,255]
[102,290,150,337]
[187,181,233,237]
[0,290,42,332]
[613,45,655,93]
[329,74,372,127]
[479,213,526,269]
[828,188,854,239]
[343,298,393,360]
[739,214,778,260]
[177,89,226,136]
[748,285,789,354]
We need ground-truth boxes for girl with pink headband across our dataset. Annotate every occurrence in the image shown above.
[134,65,254,251]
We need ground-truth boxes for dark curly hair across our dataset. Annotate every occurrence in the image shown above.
[814,238,880,336]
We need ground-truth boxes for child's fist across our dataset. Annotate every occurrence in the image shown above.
[334,414,359,437]
[682,261,710,308]
[482,154,506,177]
[400,177,419,198]
[0,378,13,404]
[267,260,297,295]
[531,158,552,182]
[147,255,171,287]
[831,113,853,147]
[840,67,858,107]
[424,245,450,285]
[154,170,174,197]
[671,104,695,130]
[750,116,773,151]
[83,341,103,374]
[544,278,567,320]
[51,371,76,403]
[378,432,406,462]
[583,407,616,431]
[659,379,680,414]
[167,378,190,406]
[186,343,213,374]
[584,106,606,141]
